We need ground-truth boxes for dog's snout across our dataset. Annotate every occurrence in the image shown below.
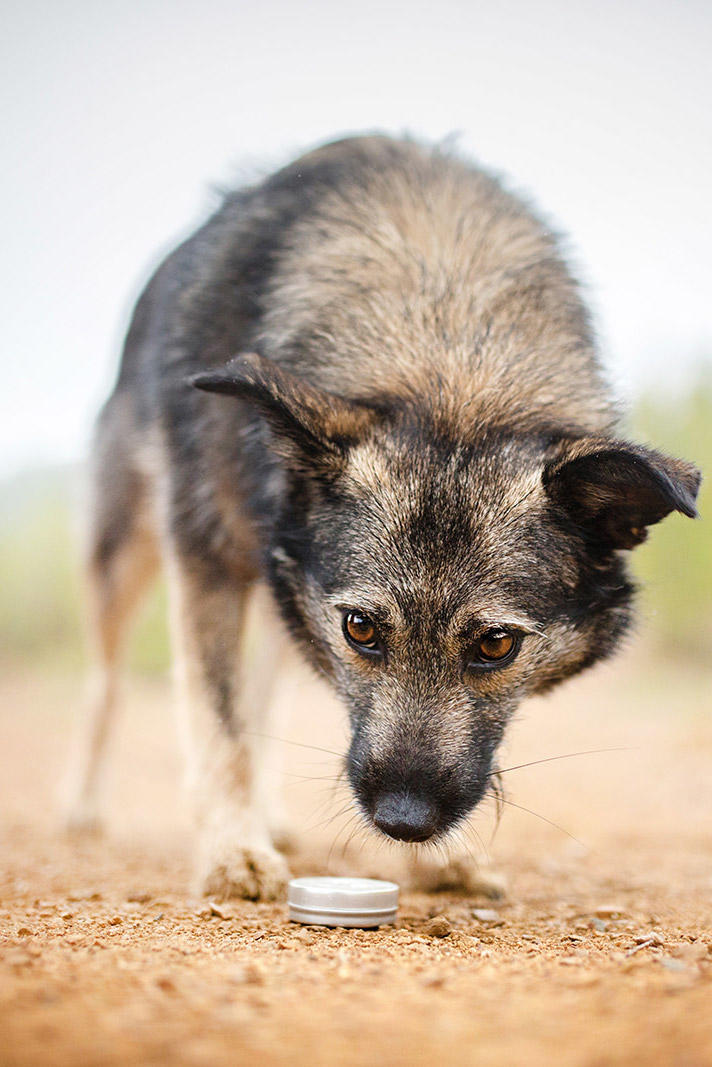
[372,791,439,842]
[349,730,495,842]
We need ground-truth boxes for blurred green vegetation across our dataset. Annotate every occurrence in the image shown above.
[631,368,711,660]
[0,469,170,673]
[0,369,709,672]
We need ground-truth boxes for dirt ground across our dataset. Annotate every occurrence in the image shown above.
[1,647,711,1066]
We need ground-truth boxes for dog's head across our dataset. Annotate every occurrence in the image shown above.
[193,354,701,843]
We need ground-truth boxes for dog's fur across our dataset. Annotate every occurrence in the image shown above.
[65,135,700,899]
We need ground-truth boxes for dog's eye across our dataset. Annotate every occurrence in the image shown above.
[343,610,382,657]
[466,629,520,671]
[479,631,514,660]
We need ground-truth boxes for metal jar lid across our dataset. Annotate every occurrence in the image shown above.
[288,876,399,928]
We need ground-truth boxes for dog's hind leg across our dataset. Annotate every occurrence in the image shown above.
[64,402,160,833]
[165,552,290,901]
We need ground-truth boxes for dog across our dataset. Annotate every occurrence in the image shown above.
[65,134,700,900]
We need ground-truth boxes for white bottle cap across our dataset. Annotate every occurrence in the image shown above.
[288,876,399,928]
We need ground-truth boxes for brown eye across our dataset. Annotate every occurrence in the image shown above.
[479,631,514,660]
[467,629,520,671]
[343,610,381,655]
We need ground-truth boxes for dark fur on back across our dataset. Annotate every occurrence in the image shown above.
[99,134,700,841]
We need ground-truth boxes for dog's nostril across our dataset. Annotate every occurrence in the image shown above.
[372,792,438,842]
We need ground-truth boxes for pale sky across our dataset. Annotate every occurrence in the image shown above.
[2,0,711,478]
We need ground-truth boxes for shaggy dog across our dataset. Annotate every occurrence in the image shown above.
[66,136,700,899]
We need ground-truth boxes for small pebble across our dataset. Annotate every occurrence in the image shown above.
[594,905,626,919]
[208,902,230,920]
[291,928,316,944]
[625,939,657,957]
[634,932,664,947]
[425,916,451,938]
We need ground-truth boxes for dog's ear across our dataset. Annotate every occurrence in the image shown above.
[543,438,701,550]
[190,353,382,467]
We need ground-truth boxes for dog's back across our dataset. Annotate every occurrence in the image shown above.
[118,135,613,444]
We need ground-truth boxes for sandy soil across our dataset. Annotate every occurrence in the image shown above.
[1,648,711,1066]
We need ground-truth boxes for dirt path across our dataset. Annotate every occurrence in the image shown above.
[1,650,711,1066]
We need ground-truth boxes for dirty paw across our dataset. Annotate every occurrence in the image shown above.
[199,846,290,902]
[406,854,507,898]
[62,803,105,838]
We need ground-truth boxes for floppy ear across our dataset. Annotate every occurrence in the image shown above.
[190,353,382,466]
[543,438,701,550]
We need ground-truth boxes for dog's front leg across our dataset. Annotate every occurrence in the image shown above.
[166,554,289,901]
[405,847,507,899]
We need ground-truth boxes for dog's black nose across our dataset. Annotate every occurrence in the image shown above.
[372,792,439,842]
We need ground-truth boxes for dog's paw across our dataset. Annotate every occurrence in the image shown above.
[406,853,507,898]
[269,824,299,856]
[199,846,290,902]
[62,802,105,838]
